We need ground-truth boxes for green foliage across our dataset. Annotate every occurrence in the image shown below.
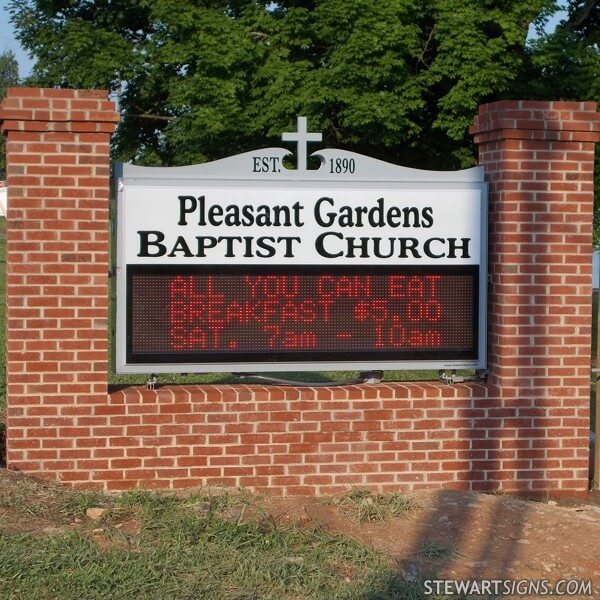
[1,0,554,166]
[0,50,18,98]
[0,49,19,179]
[326,489,415,524]
[0,481,432,600]
[7,0,600,239]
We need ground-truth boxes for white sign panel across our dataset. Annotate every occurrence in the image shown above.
[122,187,481,266]
[115,117,487,374]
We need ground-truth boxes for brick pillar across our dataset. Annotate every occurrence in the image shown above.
[471,101,600,492]
[471,101,599,390]
[0,88,119,476]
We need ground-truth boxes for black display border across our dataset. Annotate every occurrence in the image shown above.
[126,264,479,365]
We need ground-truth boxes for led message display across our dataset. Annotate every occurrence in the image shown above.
[127,266,478,364]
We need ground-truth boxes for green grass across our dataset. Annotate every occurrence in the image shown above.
[416,541,459,560]
[0,477,468,600]
[107,369,440,389]
[325,489,415,524]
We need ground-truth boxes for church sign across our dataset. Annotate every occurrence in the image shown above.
[115,118,487,373]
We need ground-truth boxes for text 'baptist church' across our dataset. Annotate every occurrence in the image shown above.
[136,194,471,260]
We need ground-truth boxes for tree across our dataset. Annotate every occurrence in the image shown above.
[9,0,564,167]
[525,1,600,244]
[0,49,19,179]
[6,1,600,172]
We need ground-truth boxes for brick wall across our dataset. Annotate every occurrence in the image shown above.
[95,383,578,494]
[0,91,598,496]
[470,101,600,494]
[0,88,118,475]
[471,101,599,392]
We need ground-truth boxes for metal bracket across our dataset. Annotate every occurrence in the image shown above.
[475,368,489,381]
[359,370,383,384]
[439,368,488,385]
[439,369,459,384]
[146,374,158,390]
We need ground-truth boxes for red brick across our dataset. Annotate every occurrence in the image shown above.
[1,92,595,496]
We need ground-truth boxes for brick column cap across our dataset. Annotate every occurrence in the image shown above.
[0,87,119,134]
[470,99,600,144]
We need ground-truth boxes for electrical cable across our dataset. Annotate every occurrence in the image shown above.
[232,372,378,387]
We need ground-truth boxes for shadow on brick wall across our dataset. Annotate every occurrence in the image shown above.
[0,421,6,468]
[354,382,567,597]
[373,374,590,596]
[391,391,530,593]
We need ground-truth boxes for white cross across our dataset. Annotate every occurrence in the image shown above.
[281,116,322,171]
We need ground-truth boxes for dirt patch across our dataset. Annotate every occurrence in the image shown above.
[0,506,70,536]
[1,470,599,593]
[0,469,105,536]
[261,489,600,588]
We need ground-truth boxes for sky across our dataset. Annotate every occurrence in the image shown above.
[0,0,34,78]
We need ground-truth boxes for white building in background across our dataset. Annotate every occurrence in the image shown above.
[0,181,6,216]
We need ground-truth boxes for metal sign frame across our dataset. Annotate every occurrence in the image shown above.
[114,119,488,374]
